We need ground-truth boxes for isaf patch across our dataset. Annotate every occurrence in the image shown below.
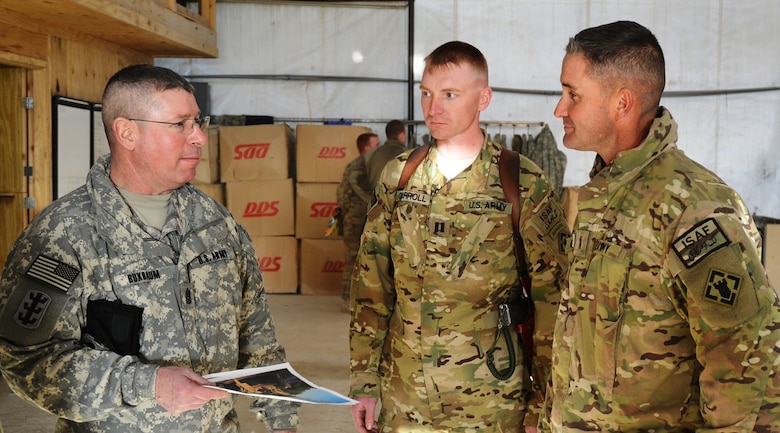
[704,269,742,307]
[533,201,565,235]
[672,218,730,268]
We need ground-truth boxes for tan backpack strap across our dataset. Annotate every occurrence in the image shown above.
[397,144,430,190]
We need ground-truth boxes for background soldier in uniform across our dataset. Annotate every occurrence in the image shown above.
[349,41,569,433]
[337,132,380,311]
[543,20,780,432]
[365,119,408,192]
[0,64,298,433]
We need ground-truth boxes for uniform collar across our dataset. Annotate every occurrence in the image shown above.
[589,107,679,185]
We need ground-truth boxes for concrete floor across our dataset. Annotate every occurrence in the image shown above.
[0,294,354,433]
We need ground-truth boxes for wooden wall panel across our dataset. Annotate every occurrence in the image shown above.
[50,36,151,103]
[0,193,26,274]
[0,68,26,194]
[28,68,53,220]
[0,17,48,68]
[0,0,216,58]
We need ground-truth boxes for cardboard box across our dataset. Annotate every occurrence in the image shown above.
[226,178,294,237]
[192,126,220,184]
[194,182,225,205]
[220,124,293,182]
[295,124,370,183]
[252,236,298,294]
[299,239,345,295]
[295,182,340,239]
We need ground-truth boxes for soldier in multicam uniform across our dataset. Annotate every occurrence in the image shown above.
[365,120,408,192]
[542,20,780,432]
[0,65,298,433]
[349,41,569,433]
[338,132,380,311]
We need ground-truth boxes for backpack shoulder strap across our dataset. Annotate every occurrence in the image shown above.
[499,148,535,390]
[397,144,527,277]
[498,148,530,283]
[397,144,430,190]
[499,148,521,238]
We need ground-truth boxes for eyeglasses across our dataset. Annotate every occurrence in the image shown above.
[129,116,210,134]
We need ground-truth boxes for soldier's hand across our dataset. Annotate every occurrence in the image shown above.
[155,366,229,415]
[525,426,538,433]
[351,397,378,433]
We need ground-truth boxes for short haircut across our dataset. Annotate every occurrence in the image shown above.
[385,120,405,140]
[356,133,379,152]
[566,20,665,115]
[423,40,488,83]
[101,64,195,145]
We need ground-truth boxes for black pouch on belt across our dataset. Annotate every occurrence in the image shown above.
[83,299,144,356]
[498,295,530,328]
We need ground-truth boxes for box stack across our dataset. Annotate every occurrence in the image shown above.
[295,124,371,295]
[193,122,373,295]
[220,124,298,293]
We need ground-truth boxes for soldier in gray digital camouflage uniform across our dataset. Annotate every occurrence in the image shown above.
[0,64,298,433]
[337,132,380,311]
[349,41,569,433]
[542,20,780,432]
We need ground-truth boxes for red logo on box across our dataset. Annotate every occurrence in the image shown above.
[243,201,279,217]
[234,143,271,160]
[258,256,282,272]
[317,147,346,159]
[310,202,339,218]
[321,260,344,273]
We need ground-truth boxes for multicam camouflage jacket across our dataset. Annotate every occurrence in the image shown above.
[0,154,298,433]
[349,137,569,432]
[337,155,372,226]
[543,108,780,432]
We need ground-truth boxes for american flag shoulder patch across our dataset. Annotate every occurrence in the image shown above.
[26,255,80,292]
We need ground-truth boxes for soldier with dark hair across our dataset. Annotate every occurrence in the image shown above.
[0,64,298,433]
[365,119,407,191]
[337,132,380,311]
[544,20,780,432]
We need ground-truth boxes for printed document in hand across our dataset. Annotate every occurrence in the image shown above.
[203,362,357,405]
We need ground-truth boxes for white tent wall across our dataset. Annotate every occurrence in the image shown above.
[158,0,780,218]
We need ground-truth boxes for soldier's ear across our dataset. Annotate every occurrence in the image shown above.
[113,118,138,151]
[613,87,635,120]
[479,87,493,112]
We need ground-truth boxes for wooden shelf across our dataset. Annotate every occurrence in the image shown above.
[1,0,218,58]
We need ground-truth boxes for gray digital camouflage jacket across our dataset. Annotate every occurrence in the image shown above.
[0,154,298,433]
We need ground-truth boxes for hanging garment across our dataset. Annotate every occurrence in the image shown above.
[531,125,567,198]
